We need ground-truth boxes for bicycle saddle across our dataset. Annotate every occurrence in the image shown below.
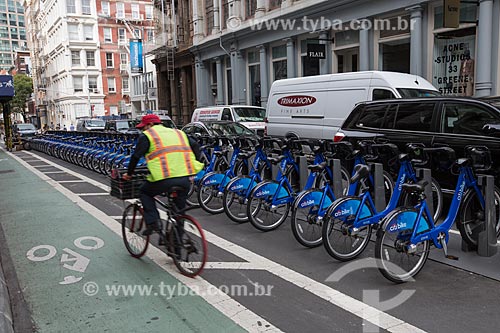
[456,158,470,167]
[307,162,327,172]
[237,151,256,159]
[350,164,370,184]
[268,155,286,164]
[402,180,429,194]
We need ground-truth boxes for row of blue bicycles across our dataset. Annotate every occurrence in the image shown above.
[29,131,146,175]
[28,131,500,283]
[190,135,500,283]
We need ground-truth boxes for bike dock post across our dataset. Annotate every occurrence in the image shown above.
[271,153,280,180]
[372,163,386,212]
[329,159,343,199]
[298,155,309,191]
[477,175,498,257]
[416,168,434,220]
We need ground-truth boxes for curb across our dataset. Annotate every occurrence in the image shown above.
[0,260,14,333]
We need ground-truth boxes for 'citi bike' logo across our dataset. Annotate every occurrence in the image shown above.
[456,181,466,201]
[334,207,353,217]
[389,221,407,232]
[255,190,270,197]
[397,174,406,191]
[230,184,245,191]
[300,199,315,208]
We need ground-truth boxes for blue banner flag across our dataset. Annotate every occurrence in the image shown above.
[0,75,15,98]
[130,39,144,74]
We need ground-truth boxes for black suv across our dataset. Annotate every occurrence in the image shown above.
[335,97,500,190]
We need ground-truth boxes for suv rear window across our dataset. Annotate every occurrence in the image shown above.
[383,102,435,132]
[355,105,389,129]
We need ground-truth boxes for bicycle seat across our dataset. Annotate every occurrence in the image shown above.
[268,155,286,164]
[237,151,256,159]
[456,158,470,167]
[350,164,370,184]
[213,150,227,157]
[402,181,429,194]
[307,162,327,172]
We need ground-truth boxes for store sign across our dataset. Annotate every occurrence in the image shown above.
[443,0,460,28]
[432,35,475,96]
[307,44,326,59]
[0,75,14,99]
[130,39,144,74]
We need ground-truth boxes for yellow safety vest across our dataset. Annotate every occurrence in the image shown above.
[143,125,204,182]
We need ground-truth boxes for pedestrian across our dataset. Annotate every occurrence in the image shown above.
[63,125,67,131]
[70,123,75,131]
[49,122,54,130]
[56,124,61,130]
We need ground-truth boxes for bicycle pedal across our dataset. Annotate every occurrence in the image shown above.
[445,255,459,261]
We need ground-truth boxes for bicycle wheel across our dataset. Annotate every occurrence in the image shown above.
[322,196,373,261]
[374,207,430,283]
[223,176,257,223]
[122,203,149,258]
[291,189,328,248]
[400,177,443,223]
[197,173,225,214]
[247,181,291,231]
[170,215,208,278]
[186,181,200,207]
[317,167,351,196]
[458,186,500,248]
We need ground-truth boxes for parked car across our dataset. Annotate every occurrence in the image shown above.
[132,114,177,129]
[76,118,106,132]
[182,121,259,138]
[335,97,500,190]
[191,105,266,136]
[104,119,138,134]
[265,71,439,139]
[12,123,37,138]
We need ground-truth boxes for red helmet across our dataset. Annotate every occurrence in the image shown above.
[136,114,162,129]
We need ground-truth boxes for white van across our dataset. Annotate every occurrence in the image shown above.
[191,105,266,136]
[266,71,439,139]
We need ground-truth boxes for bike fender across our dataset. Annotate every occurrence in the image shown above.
[297,191,332,209]
[201,173,225,186]
[386,211,430,234]
[194,169,206,182]
[331,199,372,219]
[228,177,255,192]
[253,182,289,198]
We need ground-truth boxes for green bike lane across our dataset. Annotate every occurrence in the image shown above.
[0,148,246,333]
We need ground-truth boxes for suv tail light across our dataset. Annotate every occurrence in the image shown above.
[264,117,268,136]
[333,132,345,142]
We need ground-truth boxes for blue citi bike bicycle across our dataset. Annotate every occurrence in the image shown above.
[375,146,500,283]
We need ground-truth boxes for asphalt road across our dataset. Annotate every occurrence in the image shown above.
[5,147,500,333]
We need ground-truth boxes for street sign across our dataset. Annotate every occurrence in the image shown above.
[130,39,144,74]
[0,75,14,101]
[307,44,326,59]
[443,0,460,28]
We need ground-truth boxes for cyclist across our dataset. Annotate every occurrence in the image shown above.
[122,114,204,237]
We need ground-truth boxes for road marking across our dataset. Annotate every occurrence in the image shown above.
[109,216,124,220]
[13,150,428,332]
[43,171,67,174]
[7,149,281,333]
[78,193,109,196]
[58,180,86,183]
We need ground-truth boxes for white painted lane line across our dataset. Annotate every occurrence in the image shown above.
[19,150,426,332]
[109,216,123,220]
[78,193,109,196]
[7,149,281,333]
[203,262,255,270]
[43,171,67,174]
[58,180,86,183]
[34,165,57,168]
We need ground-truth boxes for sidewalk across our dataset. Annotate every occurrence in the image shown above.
[0,148,245,332]
[0,251,14,333]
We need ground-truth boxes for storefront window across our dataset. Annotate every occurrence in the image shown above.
[334,30,359,73]
[248,50,261,106]
[432,30,476,96]
[378,15,410,74]
[300,39,320,77]
[272,45,287,81]
[434,3,477,29]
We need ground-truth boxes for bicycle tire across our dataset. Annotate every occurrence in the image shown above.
[374,207,431,283]
[322,196,373,261]
[170,215,208,278]
[399,177,443,222]
[186,181,200,207]
[223,176,251,223]
[122,203,149,258]
[290,189,326,248]
[247,181,291,231]
[458,186,500,249]
[197,172,225,214]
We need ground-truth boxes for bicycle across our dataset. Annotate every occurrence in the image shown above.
[111,170,208,278]
[375,146,500,283]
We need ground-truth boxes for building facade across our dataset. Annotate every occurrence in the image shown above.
[0,0,27,71]
[192,0,500,109]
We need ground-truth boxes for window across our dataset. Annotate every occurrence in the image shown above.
[272,45,287,81]
[116,2,125,19]
[110,106,118,115]
[147,29,154,42]
[269,0,282,10]
[105,53,114,67]
[71,51,80,66]
[68,24,79,40]
[384,103,435,132]
[356,105,389,129]
[222,0,229,29]
[441,103,498,136]
[107,77,116,93]
[145,5,153,19]
[88,77,98,90]
[373,89,396,101]
[67,0,76,14]
[83,25,93,40]
[86,51,95,66]
[221,108,232,121]
[131,4,139,19]
[118,28,126,42]
[103,28,112,43]
[101,1,110,16]
[82,0,91,15]
[206,1,214,34]
[120,53,128,64]
[10,27,17,39]
[247,50,261,106]
[134,29,141,39]
[300,39,320,77]
[247,0,257,17]
[17,15,24,27]
[122,77,129,91]
[9,13,16,25]
[73,76,83,92]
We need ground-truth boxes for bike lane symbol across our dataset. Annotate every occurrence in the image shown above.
[26,236,104,285]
